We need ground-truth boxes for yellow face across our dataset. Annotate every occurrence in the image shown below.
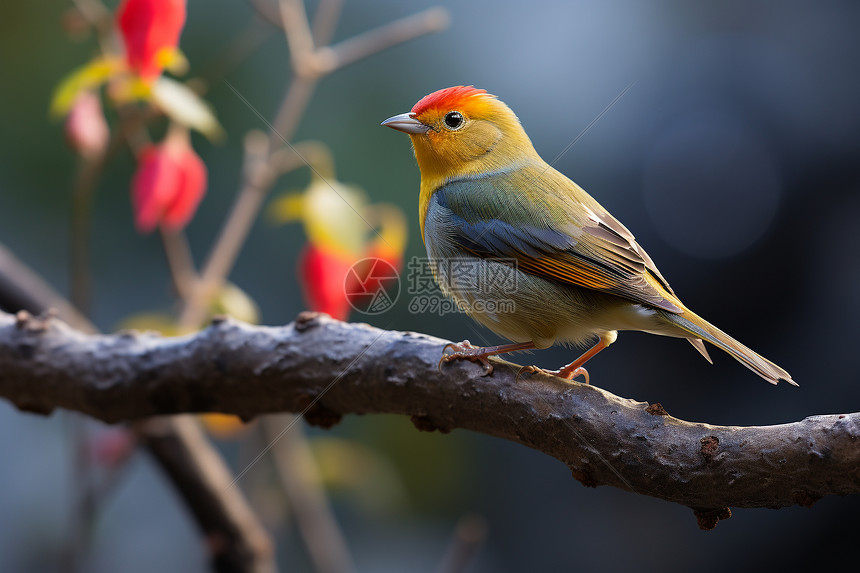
[382,86,540,235]
[409,104,504,180]
[400,86,533,183]
[383,87,532,184]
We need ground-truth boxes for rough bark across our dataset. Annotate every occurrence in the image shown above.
[1,309,858,529]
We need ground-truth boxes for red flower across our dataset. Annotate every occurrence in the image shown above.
[131,129,206,233]
[65,91,109,158]
[298,244,354,320]
[117,0,186,81]
[90,428,136,469]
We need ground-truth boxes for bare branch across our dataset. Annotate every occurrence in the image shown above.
[176,5,448,331]
[138,416,276,573]
[69,0,115,52]
[279,0,316,72]
[1,310,857,529]
[310,0,343,47]
[435,514,487,573]
[160,228,198,301]
[0,244,92,328]
[70,151,107,315]
[263,416,356,573]
[313,8,450,74]
[0,246,276,573]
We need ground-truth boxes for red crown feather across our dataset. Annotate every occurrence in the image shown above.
[411,86,493,116]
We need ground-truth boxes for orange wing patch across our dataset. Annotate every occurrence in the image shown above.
[517,255,616,290]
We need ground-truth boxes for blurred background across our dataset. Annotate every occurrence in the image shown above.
[2,0,860,571]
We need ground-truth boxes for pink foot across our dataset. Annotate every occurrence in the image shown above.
[439,340,494,376]
[517,364,590,384]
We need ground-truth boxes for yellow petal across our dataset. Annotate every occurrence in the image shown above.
[268,193,306,223]
[156,46,189,76]
[302,178,369,257]
[50,56,122,118]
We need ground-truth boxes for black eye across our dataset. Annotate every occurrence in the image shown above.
[444,111,464,130]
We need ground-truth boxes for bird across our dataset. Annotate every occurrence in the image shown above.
[382,86,794,386]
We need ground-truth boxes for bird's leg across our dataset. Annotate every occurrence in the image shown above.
[440,340,536,376]
[520,331,617,384]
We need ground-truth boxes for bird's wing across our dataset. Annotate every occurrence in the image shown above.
[428,167,683,313]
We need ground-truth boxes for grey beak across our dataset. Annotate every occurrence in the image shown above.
[381,112,431,135]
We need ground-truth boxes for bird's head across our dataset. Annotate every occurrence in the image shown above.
[382,86,539,185]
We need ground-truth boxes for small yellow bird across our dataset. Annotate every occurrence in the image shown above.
[383,86,794,386]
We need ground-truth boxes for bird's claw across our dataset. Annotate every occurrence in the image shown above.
[438,340,494,376]
[516,364,590,384]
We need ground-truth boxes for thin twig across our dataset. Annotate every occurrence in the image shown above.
[268,139,336,177]
[314,7,450,74]
[70,0,110,26]
[263,416,356,573]
[177,128,282,331]
[69,151,106,315]
[0,243,93,328]
[139,416,277,573]
[268,72,317,150]
[160,228,197,302]
[116,105,152,154]
[69,0,114,51]
[245,0,282,28]
[435,514,487,573]
[310,0,342,46]
[176,5,448,332]
[63,416,94,573]
[62,423,138,573]
[68,127,127,317]
[279,0,316,70]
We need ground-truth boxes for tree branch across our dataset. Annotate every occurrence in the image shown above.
[136,415,275,573]
[1,310,858,529]
[312,8,449,75]
[175,5,448,331]
[0,244,92,329]
[0,246,275,572]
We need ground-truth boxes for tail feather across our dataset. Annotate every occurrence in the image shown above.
[664,311,796,386]
[687,338,713,364]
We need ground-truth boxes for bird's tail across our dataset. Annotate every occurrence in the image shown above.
[662,310,796,386]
